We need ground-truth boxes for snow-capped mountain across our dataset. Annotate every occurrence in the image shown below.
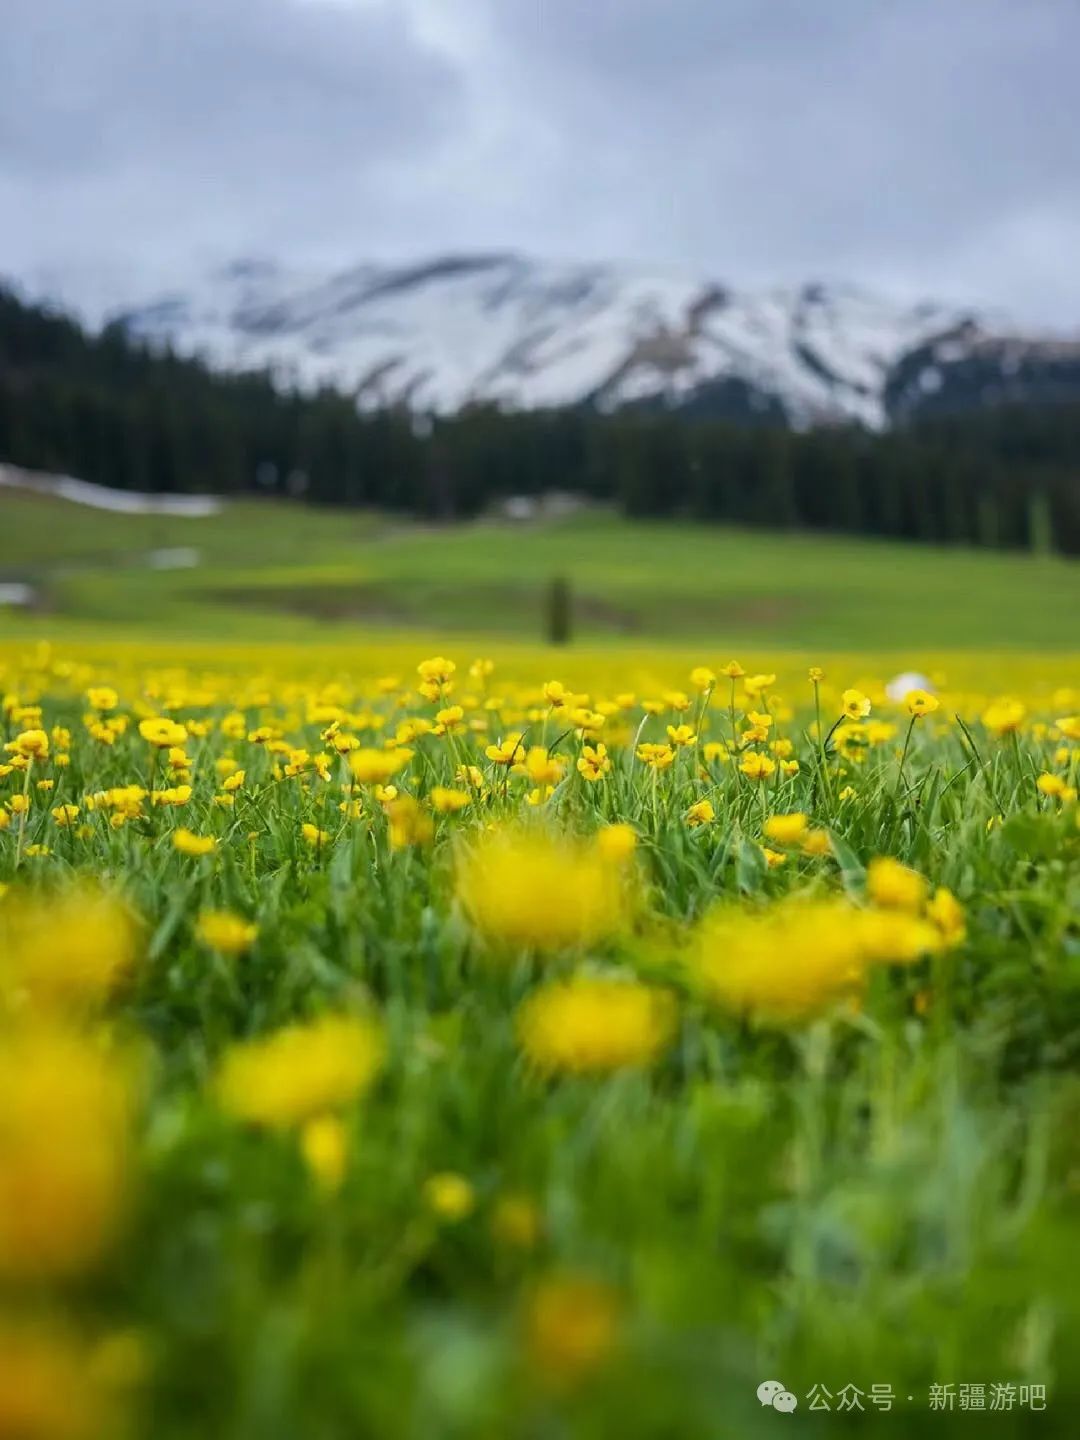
[100,253,1080,429]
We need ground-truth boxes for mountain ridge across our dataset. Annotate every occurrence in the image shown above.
[43,252,1080,429]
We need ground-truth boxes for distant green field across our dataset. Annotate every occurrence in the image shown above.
[1,487,1077,649]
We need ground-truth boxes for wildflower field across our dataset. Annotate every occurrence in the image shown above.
[1,629,1079,1438]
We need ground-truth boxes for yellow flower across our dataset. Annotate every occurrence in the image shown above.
[4,728,49,759]
[151,784,192,807]
[301,822,330,849]
[458,830,626,951]
[720,661,746,679]
[692,900,866,1024]
[514,746,566,786]
[196,910,257,956]
[801,827,833,858]
[841,688,871,720]
[430,786,470,814]
[138,716,188,748]
[222,769,246,792]
[300,1114,350,1194]
[349,748,411,785]
[576,743,611,781]
[743,673,775,697]
[385,795,433,849]
[685,799,715,827]
[690,666,716,690]
[666,724,697,747]
[0,1025,136,1279]
[855,909,941,966]
[636,742,675,770]
[485,734,524,766]
[905,688,939,717]
[517,976,675,1074]
[808,666,825,683]
[763,812,808,846]
[423,1171,475,1223]
[866,856,927,912]
[739,751,776,781]
[523,1274,621,1389]
[595,823,637,864]
[87,685,119,711]
[1055,715,1080,741]
[50,803,80,827]
[216,1013,384,1128]
[1036,772,1066,798]
[416,656,456,687]
[8,794,30,816]
[491,1192,542,1250]
[981,698,1025,735]
[926,887,966,948]
[173,828,217,857]
[0,1319,138,1440]
[761,847,787,868]
[0,886,140,1012]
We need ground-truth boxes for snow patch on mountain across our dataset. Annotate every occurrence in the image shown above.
[92,253,1041,428]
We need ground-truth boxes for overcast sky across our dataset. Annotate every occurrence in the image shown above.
[2,0,1078,322]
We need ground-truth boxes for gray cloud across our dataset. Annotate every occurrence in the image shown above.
[1,0,1078,322]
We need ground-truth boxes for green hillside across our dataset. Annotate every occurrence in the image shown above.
[1,487,1076,649]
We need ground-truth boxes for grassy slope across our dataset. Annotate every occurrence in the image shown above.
[1,488,1077,650]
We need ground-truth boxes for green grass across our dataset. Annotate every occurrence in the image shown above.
[2,489,1077,649]
[1,651,1078,1437]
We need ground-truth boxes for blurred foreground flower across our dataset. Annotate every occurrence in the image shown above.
[300,1114,350,1195]
[457,830,626,952]
[866,856,928,912]
[0,1317,142,1440]
[195,909,257,957]
[0,885,140,1014]
[522,1273,621,1390]
[0,1026,137,1280]
[349,748,411,785]
[215,1012,384,1128]
[423,1172,476,1223]
[517,976,676,1075]
[692,900,867,1024]
[692,886,950,1025]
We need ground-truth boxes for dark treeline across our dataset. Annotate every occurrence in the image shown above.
[3,286,1080,552]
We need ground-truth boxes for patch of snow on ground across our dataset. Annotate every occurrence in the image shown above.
[0,465,221,516]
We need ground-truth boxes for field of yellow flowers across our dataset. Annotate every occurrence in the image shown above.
[2,637,1079,1437]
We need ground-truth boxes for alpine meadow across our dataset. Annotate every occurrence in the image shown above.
[1,484,1078,1436]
